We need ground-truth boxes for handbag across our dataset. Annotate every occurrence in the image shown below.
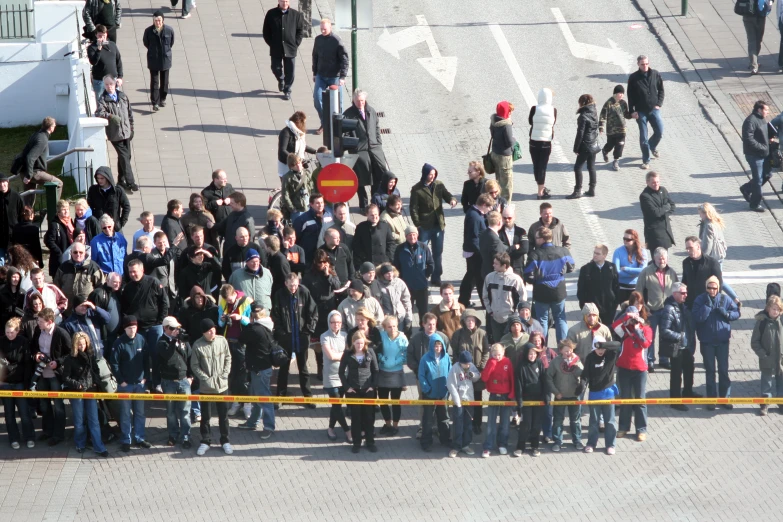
[734,0,753,15]
[512,141,522,161]
[482,139,495,174]
[95,356,117,394]
[588,141,601,154]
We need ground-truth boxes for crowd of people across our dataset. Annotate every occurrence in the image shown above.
[3,4,783,461]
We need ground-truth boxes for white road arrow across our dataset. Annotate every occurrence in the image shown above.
[377,15,457,92]
[551,8,636,74]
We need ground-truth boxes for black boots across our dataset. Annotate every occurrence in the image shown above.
[566,187,582,199]
[584,185,596,197]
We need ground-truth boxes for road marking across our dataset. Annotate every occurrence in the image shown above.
[377,15,457,91]
[551,8,636,74]
[489,24,607,244]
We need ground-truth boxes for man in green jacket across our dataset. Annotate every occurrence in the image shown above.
[409,163,457,286]
[191,319,232,456]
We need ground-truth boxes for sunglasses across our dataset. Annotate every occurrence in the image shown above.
[707,286,719,290]
[623,237,634,242]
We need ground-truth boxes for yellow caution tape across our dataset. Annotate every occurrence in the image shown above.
[0,390,780,407]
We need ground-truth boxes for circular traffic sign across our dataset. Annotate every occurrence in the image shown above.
[316,163,359,203]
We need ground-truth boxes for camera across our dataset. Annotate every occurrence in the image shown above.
[30,354,52,391]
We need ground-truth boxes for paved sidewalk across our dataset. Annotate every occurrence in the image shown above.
[635,0,783,217]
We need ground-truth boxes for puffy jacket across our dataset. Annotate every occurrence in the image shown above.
[529,88,556,142]
[742,109,769,158]
[87,167,131,230]
[409,165,455,230]
[229,266,273,310]
[339,347,379,392]
[393,241,433,291]
[481,355,515,397]
[751,311,783,372]
[142,24,175,70]
[190,335,231,393]
[635,262,678,312]
[490,102,516,156]
[418,333,452,399]
[627,67,664,114]
[61,351,98,392]
[53,260,105,314]
[612,312,653,371]
[95,90,133,142]
[692,292,739,344]
[659,296,689,357]
[545,354,583,398]
[573,103,599,154]
[483,268,526,322]
[156,334,192,381]
[450,309,489,370]
[90,232,128,275]
[523,243,574,304]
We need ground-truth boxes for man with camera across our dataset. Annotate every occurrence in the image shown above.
[157,316,193,449]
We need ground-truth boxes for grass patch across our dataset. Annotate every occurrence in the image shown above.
[0,125,78,199]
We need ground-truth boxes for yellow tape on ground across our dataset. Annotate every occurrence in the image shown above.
[0,390,780,407]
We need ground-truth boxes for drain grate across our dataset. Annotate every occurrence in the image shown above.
[732,91,780,117]
[380,128,391,134]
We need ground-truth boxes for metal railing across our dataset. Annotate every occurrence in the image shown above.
[82,70,92,116]
[0,4,33,39]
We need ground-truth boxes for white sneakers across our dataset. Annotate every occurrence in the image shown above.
[243,404,253,419]
[27,441,35,449]
[197,443,209,456]
[227,403,241,416]
[498,447,508,456]
[222,443,233,455]
[11,442,20,449]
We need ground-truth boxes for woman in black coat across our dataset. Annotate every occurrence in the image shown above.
[43,201,74,276]
[0,267,25,329]
[568,94,599,200]
[10,206,43,270]
[277,111,316,177]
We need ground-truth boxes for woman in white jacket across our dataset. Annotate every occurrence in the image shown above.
[698,203,740,307]
[528,88,557,200]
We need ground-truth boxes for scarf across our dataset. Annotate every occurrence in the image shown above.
[61,218,75,245]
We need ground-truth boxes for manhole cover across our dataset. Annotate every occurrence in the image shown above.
[732,91,780,117]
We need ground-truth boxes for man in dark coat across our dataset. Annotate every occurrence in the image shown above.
[201,169,235,227]
[499,205,529,279]
[627,55,665,168]
[312,19,349,130]
[293,193,333,264]
[87,166,131,231]
[322,227,353,286]
[142,11,175,111]
[343,90,390,209]
[0,173,25,259]
[83,0,122,42]
[639,171,675,254]
[10,117,63,207]
[161,199,187,251]
[352,204,395,268]
[740,100,771,212]
[459,194,492,307]
[221,226,265,281]
[212,192,254,254]
[87,25,123,100]
[681,236,723,354]
[479,211,507,282]
[576,244,620,327]
[262,0,304,100]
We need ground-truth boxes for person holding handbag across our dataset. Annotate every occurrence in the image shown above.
[567,94,600,200]
[528,88,557,200]
[489,101,517,202]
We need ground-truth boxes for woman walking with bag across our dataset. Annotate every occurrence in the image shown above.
[489,101,517,202]
[568,94,599,199]
[529,88,556,200]
[698,203,740,308]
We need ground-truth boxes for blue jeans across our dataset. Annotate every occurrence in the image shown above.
[761,369,783,398]
[587,404,616,449]
[451,406,473,450]
[190,386,201,421]
[552,403,581,446]
[246,368,275,431]
[118,383,146,444]
[0,383,34,444]
[92,79,105,100]
[745,154,770,209]
[181,0,194,15]
[542,403,553,438]
[161,378,191,441]
[648,307,669,365]
[313,75,341,127]
[701,342,731,398]
[71,398,107,453]
[617,368,647,433]
[417,227,444,281]
[533,300,567,343]
[636,109,664,163]
[140,325,163,386]
[718,259,738,302]
[483,393,510,451]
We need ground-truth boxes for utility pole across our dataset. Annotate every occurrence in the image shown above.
[351,0,358,91]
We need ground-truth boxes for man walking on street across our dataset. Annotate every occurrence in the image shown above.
[627,54,664,169]
[312,18,348,133]
[639,171,675,254]
[263,0,304,100]
[95,76,138,192]
[142,11,175,112]
[343,90,390,210]
[741,100,771,212]
[83,0,121,43]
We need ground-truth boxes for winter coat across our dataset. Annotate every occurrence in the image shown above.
[407,330,451,377]
[200,181,235,224]
[462,205,487,255]
[751,311,783,373]
[639,185,676,250]
[83,0,121,31]
[598,96,630,135]
[262,6,304,57]
[337,295,383,331]
[90,232,128,275]
[682,254,722,309]
[240,321,276,372]
[577,261,619,320]
[612,313,653,371]
[271,285,318,339]
[490,111,516,156]
[692,292,739,344]
[393,241,433,292]
[190,335,231,393]
[498,224,529,278]
[461,177,487,213]
[339,347,379,392]
[381,209,406,245]
[699,220,727,261]
[378,276,412,325]
[481,355,515,397]
[109,332,149,385]
[53,259,105,313]
[742,109,769,158]
[142,24,175,71]
[281,169,315,217]
[214,208,255,254]
[418,333,452,399]
[11,221,44,269]
[635,262,678,312]
[157,334,192,381]
[573,104,599,154]
[312,32,349,78]
[479,228,507,280]
[0,188,24,248]
[353,220,396,267]
[44,217,74,276]
[342,103,383,151]
[515,344,547,405]
[483,268,526,322]
[294,208,332,263]
[95,90,133,142]
[161,213,187,251]
[409,165,454,231]
[87,167,131,230]
[627,68,665,114]
[450,309,489,370]
[545,354,583,398]
[528,88,557,142]
[0,335,32,386]
[430,301,465,341]
[10,129,48,178]
[120,275,169,329]
[567,319,613,364]
[61,351,98,392]
[523,242,575,304]
[528,217,571,250]
[659,296,689,358]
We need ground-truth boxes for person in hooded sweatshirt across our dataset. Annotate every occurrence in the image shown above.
[371,171,401,214]
[418,332,452,451]
[451,308,489,434]
[380,194,406,245]
[567,94,599,200]
[582,339,620,455]
[447,350,480,457]
[528,88,557,200]
[339,331,379,453]
[377,315,408,436]
[481,343,515,457]
[513,343,547,458]
[86,167,131,232]
[751,295,783,416]
[489,101,517,202]
[409,163,457,286]
[546,339,584,452]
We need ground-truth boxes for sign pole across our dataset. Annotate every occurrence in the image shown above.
[329,87,341,165]
[351,0,358,92]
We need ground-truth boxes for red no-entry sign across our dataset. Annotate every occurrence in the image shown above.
[316,163,359,203]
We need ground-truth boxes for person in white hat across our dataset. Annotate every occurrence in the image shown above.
[157,316,193,449]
